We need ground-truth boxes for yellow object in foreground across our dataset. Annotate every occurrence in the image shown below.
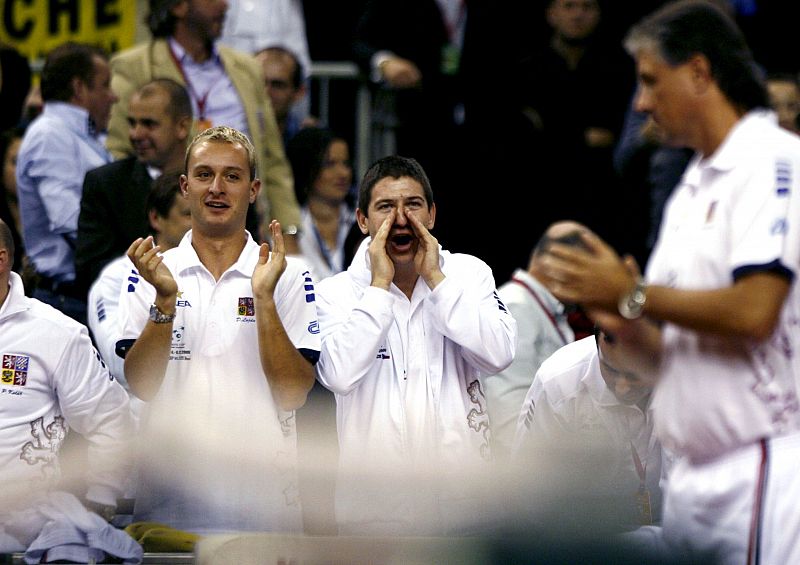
[125,521,201,553]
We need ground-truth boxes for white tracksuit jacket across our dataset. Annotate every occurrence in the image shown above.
[315,238,516,534]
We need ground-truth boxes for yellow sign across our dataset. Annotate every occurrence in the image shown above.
[0,0,136,60]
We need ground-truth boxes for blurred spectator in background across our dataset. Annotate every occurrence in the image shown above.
[766,72,800,134]
[485,221,579,463]
[76,78,192,296]
[220,0,311,81]
[0,43,32,131]
[87,169,190,398]
[516,0,634,255]
[352,0,469,255]
[256,46,318,147]
[16,42,117,324]
[0,127,26,274]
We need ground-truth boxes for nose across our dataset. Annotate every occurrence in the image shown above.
[129,123,142,139]
[395,205,409,225]
[633,86,651,114]
[208,174,223,195]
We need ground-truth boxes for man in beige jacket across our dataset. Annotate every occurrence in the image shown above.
[107,0,301,250]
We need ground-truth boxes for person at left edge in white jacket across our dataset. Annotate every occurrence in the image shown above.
[315,155,517,536]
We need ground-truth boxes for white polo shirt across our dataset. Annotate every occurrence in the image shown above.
[646,110,800,463]
[117,230,320,534]
[513,336,664,526]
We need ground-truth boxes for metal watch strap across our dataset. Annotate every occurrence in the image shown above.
[149,304,176,324]
[618,277,647,320]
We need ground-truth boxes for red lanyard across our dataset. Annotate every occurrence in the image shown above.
[630,441,647,491]
[510,276,571,346]
[167,43,220,120]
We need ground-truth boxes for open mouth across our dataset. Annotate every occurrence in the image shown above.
[205,201,229,209]
[391,233,414,246]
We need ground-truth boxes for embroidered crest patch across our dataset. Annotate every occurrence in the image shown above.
[238,297,255,316]
[2,354,29,386]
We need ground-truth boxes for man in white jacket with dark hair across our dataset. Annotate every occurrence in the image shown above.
[315,155,517,535]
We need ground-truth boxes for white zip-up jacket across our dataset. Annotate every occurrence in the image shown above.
[315,238,516,534]
[0,272,133,510]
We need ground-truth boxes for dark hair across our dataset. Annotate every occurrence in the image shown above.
[0,219,14,269]
[146,169,183,224]
[137,78,192,121]
[358,156,434,215]
[286,127,338,205]
[0,127,24,185]
[260,45,305,89]
[40,42,107,103]
[624,0,767,111]
[148,0,182,38]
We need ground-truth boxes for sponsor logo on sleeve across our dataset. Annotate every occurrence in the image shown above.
[776,160,792,196]
[127,269,140,292]
[493,291,508,313]
[303,271,315,303]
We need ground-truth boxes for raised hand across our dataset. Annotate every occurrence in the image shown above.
[127,236,178,300]
[368,210,395,290]
[408,211,444,289]
[252,220,287,300]
[540,229,635,312]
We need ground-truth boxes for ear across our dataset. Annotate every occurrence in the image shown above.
[179,174,189,197]
[249,178,261,204]
[177,115,192,142]
[427,203,436,230]
[688,54,712,93]
[71,76,87,105]
[148,209,161,234]
[356,209,369,235]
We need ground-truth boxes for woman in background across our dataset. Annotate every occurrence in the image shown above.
[286,127,361,281]
[0,127,26,272]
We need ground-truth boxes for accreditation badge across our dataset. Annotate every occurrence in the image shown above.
[636,486,653,526]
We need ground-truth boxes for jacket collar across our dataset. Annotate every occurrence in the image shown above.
[0,272,31,321]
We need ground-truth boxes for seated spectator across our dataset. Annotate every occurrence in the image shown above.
[484,222,581,463]
[285,127,361,281]
[15,42,118,324]
[87,169,190,394]
[0,219,137,561]
[513,328,668,532]
[76,78,192,295]
[255,46,318,147]
[0,127,26,273]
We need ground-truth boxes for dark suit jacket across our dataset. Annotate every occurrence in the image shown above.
[75,157,153,295]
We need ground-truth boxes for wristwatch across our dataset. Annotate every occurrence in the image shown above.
[149,304,176,324]
[618,277,647,320]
